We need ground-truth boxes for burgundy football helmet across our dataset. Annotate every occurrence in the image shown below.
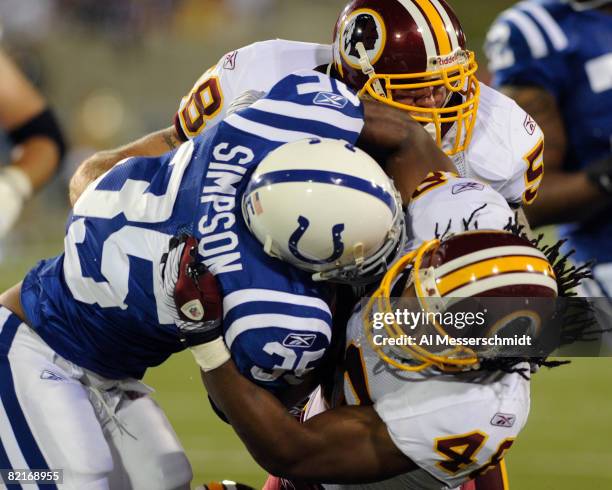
[332,0,480,155]
[364,230,558,372]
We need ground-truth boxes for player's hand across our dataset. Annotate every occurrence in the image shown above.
[160,234,223,346]
[226,90,265,116]
[0,166,33,237]
[586,154,612,195]
[160,234,231,371]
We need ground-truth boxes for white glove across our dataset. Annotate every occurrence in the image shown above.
[0,167,32,237]
[226,90,265,116]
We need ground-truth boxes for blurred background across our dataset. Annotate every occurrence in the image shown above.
[0,1,610,488]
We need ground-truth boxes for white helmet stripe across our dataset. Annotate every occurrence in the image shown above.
[435,245,549,278]
[396,0,438,59]
[447,272,558,298]
[430,0,460,50]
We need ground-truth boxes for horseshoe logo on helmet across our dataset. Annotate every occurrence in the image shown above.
[289,215,345,265]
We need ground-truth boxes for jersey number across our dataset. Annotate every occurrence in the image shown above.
[522,138,544,205]
[344,343,373,405]
[411,171,455,200]
[250,342,325,384]
[180,75,224,137]
[435,431,515,477]
[64,141,195,324]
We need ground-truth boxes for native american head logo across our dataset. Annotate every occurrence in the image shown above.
[340,9,386,68]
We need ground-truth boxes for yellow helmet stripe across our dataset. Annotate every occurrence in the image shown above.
[430,0,460,50]
[413,0,452,55]
[437,256,555,296]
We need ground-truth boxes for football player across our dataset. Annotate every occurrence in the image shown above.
[485,0,612,294]
[0,71,453,489]
[166,171,591,490]
[71,0,544,216]
[0,48,65,237]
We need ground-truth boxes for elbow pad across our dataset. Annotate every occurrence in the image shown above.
[8,107,67,161]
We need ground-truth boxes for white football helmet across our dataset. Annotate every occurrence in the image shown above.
[242,138,405,285]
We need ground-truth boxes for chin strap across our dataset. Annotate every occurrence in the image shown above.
[356,42,386,98]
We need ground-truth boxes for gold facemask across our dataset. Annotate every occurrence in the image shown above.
[363,238,480,373]
[359,51,480,157]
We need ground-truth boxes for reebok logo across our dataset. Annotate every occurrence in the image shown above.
[313,92,348,109]
[491,413,516,428]
[282,333,317,348]
[40,370,65,382]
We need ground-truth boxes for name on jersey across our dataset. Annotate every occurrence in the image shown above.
[198,142,254,274]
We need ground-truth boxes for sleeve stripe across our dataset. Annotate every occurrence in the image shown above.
[224,113,320,143]
[501,9,548,59]
[518,2,568,51]
[252,99,364,134]
[223,288,331,317]
[225,314,332,348]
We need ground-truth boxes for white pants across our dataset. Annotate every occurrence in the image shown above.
[0,307,192,490]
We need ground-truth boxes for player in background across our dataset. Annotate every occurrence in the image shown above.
[485,0,612,295]
[0,48,65,237]
[164,172,592,490]
[70,0,544,216]
[0,71,452,489]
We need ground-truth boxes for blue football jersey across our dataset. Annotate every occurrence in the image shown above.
[485,0,612,262]
[20,70,364,392]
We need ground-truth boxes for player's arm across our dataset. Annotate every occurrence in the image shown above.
[0,49,65,235]
[159,236,414,483]
[359,98,455,204]
[501,85,610,226]
[70,54,229,205]
[226,70,455,205]
[201,360,415,483]
[68,125,180,205]
[485,12,612,226]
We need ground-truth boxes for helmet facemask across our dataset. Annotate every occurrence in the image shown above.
[356,44,480,157]
[333,0,481,157]
[363,232,559,373]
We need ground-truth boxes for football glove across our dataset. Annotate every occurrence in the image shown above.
[226,90,265,116]
[585,154,612,196]
[160,234,230,371]
[0,166,32,237]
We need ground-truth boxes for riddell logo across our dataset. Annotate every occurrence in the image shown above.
[429,51,468,68]
[432,52,463,67]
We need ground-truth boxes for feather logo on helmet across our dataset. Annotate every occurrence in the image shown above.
[340,9,387,69]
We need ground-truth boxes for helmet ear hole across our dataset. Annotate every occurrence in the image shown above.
[243,138,405,285]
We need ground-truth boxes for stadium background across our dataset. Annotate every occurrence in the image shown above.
[0,0,610,488]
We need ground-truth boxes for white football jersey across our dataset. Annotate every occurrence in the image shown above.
[322,313,530,490]
[305,176,529,490]
[407,171,515,250]
[174,39,331,139]
[174,39,544,206]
